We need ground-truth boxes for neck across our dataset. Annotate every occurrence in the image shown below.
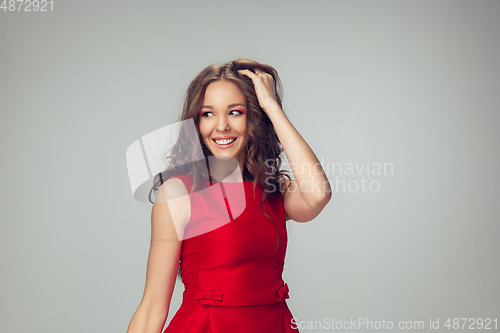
[204,156,244,183]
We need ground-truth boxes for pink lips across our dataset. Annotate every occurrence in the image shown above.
[212,137,237,149]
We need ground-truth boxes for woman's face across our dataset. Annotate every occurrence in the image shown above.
[199,80,249,172]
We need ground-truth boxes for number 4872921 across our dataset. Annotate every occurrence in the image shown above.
[1,0,53,11]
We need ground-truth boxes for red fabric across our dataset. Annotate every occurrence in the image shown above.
[163,175,299,333]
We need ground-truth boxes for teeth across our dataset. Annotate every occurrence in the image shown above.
[214,138,236,145]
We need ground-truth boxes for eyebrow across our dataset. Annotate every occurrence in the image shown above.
[201,103,247,109]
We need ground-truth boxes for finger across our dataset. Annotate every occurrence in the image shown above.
[255,69,274,82]
[238,69,258,79]
[255,69,269,79]
[242,69,267,79]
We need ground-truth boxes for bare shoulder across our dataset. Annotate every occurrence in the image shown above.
[278,176,288,195]
[155,177,189,202]
[277,175,326,223]
[153,177,191,235]
[278,175,298,196]
[277,176,297,221]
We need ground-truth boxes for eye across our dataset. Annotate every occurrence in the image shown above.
[229,110,245,116]
[200,111,214,117]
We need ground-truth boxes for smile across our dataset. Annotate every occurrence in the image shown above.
[212,137,237,149]
[213,138,236,145]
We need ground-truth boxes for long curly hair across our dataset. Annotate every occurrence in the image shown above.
[148,58,292,278]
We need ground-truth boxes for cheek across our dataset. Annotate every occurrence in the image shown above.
[234,119,247,136]
[198,121,210,139]
[241,126,248,141]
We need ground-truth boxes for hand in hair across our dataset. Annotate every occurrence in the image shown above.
[238,69,279,114]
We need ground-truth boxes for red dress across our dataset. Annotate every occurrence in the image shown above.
[163,175,299,333]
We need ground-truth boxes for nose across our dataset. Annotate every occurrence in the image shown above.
[216,115,230,132]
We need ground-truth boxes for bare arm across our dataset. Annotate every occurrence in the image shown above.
[239,69,332,222]
[127,178,191,333]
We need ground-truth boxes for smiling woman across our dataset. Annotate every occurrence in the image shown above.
[199,80,250,173]
[127,59,332,333]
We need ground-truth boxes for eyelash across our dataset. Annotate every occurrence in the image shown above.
[200,110,245,117]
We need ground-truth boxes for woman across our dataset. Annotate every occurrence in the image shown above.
[127,59,331,333]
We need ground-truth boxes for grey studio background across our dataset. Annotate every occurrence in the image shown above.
[1,1,499,332]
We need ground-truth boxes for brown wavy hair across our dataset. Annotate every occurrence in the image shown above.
[148,58,292,278]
